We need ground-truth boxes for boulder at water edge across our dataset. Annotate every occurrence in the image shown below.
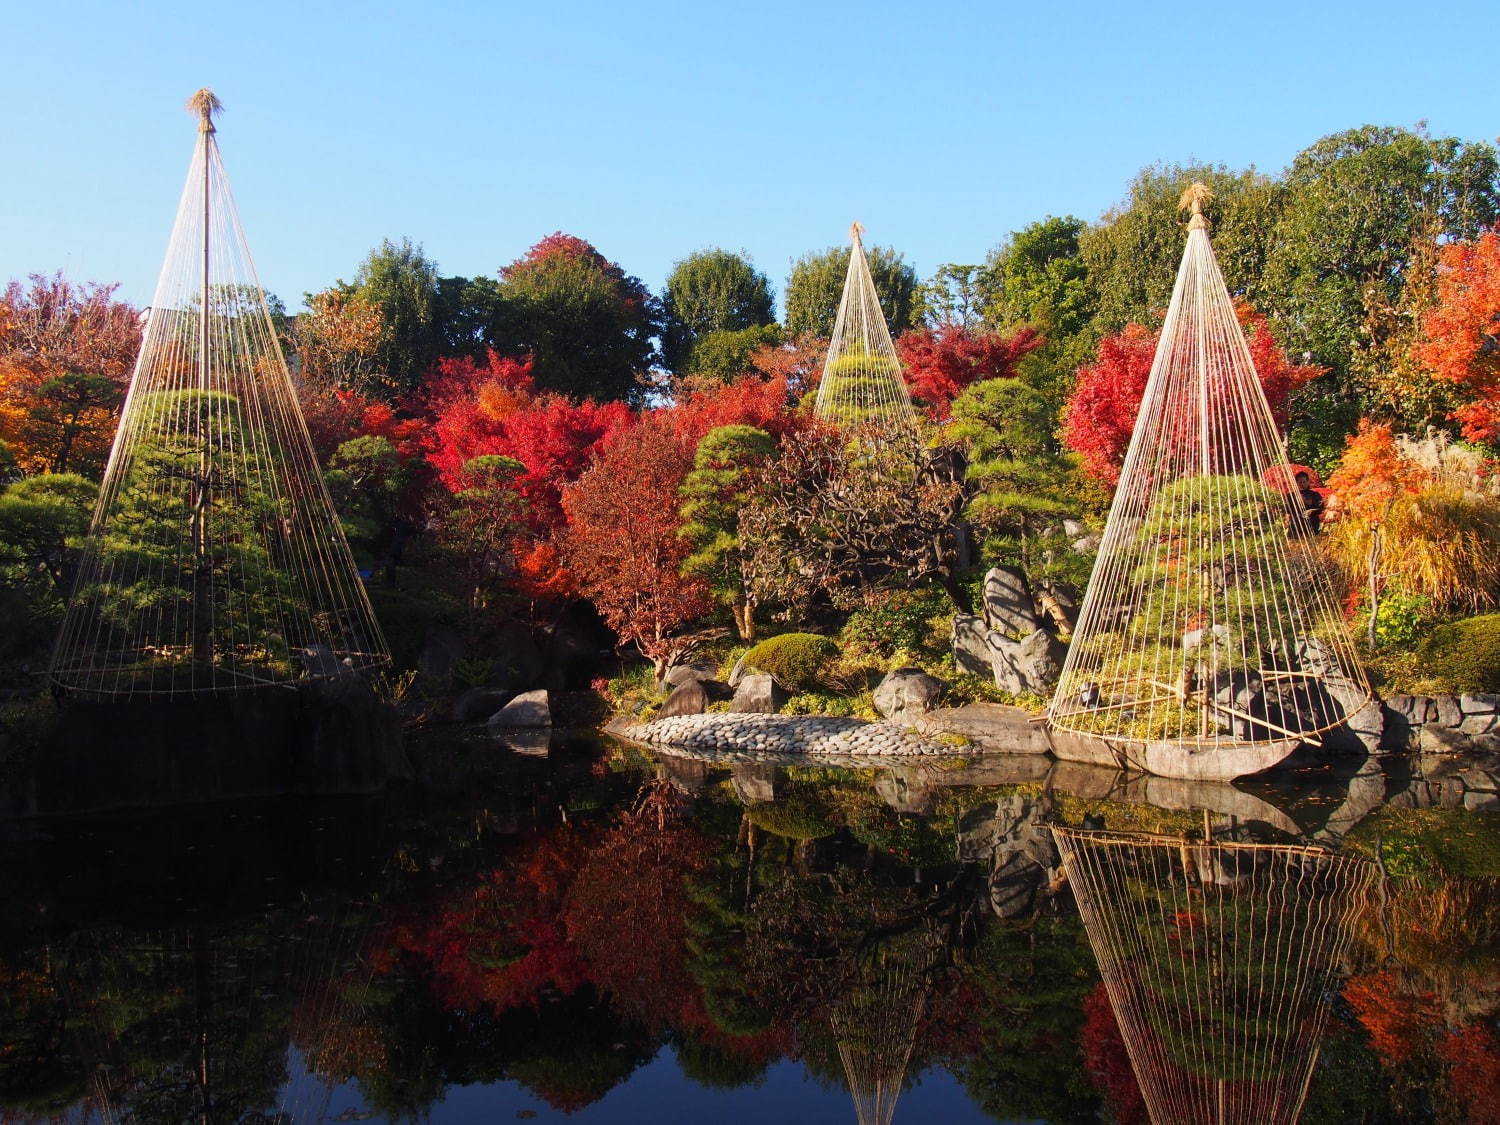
[873,668,945,722]
[488,689,551,728]
[730,673,787,714]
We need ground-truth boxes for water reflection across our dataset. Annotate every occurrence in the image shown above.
[1055,828,1378,1124]
[0,733,1495,1123]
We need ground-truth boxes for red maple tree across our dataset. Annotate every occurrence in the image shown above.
[560,415,712,679]
[1062,306,1321,487]
[896,323,1043,419]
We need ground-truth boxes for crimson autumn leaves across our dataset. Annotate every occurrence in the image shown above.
[5,123,1500,677]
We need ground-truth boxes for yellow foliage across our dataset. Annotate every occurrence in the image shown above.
[1325,484,1500,611]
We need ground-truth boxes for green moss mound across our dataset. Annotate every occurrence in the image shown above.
[1419,613,1500,694]
[741,632,840,692]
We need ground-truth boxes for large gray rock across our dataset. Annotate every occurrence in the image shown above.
[731,763,781,804]
[873,668,945,722]
[451,687,511,723]
[982,566,1042,637]
[991,628,1065,694]
[914,703,1052,754]
[657,679,710,718]
[665,661,719,689]
[730,673,788,714]
[1434,695,1463,729]
[488,689,551,729]
[952,614,994,678]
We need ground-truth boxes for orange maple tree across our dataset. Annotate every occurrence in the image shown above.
[1414,230,1500,442]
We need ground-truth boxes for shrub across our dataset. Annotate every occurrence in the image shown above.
[1419,614,1500,693]
[740,632,840,691]
[1371,591,1432,649]
[841,587,950,659]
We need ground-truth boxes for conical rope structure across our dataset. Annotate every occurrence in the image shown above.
[812,223,917,432]
[50,91,388,697]
[1047,185,1368,779]
[1053,827,1378,1125]
[827,919,943,1125]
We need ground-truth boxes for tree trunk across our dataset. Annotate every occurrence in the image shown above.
[937,570,973,615]
[1367,523,1381,649]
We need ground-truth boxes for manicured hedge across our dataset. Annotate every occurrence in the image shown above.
[1420,613,1500,693]
[741,632,840,692]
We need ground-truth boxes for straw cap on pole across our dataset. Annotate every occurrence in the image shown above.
[187,88,222,134]
[1179,181,1213,231]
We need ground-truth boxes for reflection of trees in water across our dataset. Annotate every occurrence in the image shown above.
[1054,828,1378,1125]
[0,913,375,1125]
[1340,872,1500,1122]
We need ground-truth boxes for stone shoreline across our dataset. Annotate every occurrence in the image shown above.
[626,712,946,756]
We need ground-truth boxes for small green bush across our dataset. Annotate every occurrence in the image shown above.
[740,632,840,692]
[1420,614,1500,693]
[1371,591,1433,649]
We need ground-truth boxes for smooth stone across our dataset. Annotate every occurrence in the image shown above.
[488,689,551,729]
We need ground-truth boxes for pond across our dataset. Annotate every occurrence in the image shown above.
[0,729,1495,1123]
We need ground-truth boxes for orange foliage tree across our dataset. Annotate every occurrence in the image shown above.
[0,273,141,474]
[1325,420,1430,643]
[1415,230,1500,442]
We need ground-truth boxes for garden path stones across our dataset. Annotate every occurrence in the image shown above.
[629,712,944,757]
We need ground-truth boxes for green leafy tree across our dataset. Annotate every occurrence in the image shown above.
[1080,164,1282,335]
[983,216,1093,339]
[661,250,775,375]
[0,468,95,658]
[914,263,987,328]
[497,233,658,403]
[679,424,776,641]
[683,324,783,384]
[324,435,407,585]
[1263,125,1500,424]
[948,376,1079,591]
[785,244,918,338]
[88,390,297,674]
[982,216,1097,414]
[352,238,445,396]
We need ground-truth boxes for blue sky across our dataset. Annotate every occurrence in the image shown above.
[4,0,1497,314]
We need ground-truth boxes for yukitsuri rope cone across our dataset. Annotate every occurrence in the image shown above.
[828,921,943,1125]
[812,223,917,432]
[1053,827,1378,1125]
[50,91,388,697]
[1046,184,1369,779]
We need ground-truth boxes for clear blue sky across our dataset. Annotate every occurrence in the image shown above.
[4,0,1497,314]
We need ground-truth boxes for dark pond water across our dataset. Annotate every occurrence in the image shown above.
[0,729,1496,1124]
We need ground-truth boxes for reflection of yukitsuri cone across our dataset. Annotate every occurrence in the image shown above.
[1053,827,1378,1125]
[1046,184,1367,778]
[50,90,387,697]
[63,913,374,1124]
[812,223,917,433]
[828,921,944,1125]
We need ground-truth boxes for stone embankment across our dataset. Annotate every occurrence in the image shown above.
[627,713,945,756]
